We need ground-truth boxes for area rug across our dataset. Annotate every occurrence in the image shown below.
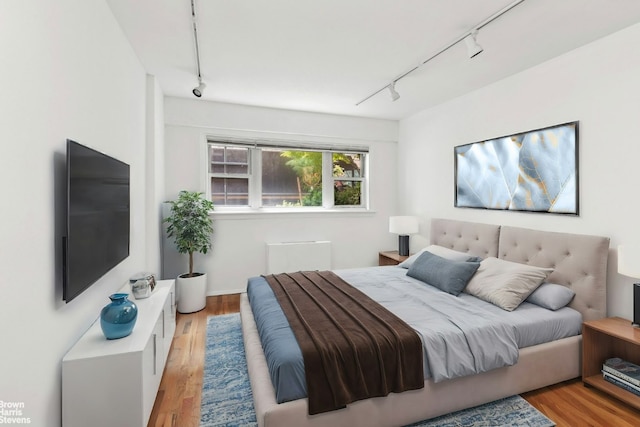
[200,313,555,427]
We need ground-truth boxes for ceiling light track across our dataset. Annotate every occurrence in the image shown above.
[355,0,526,106]
[190,0,205,97]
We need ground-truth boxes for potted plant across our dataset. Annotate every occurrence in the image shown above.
[165,190,214,313]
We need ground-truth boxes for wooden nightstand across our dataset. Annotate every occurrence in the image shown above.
[582,316,640,410]
[378,250,409,266]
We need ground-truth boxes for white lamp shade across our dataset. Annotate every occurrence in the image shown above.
[618,245,640,278]
[389,216,419,235]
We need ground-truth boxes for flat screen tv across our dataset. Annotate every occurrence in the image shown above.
[63,139,130,302]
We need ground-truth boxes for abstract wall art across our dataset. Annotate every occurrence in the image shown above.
[454,121,578,215]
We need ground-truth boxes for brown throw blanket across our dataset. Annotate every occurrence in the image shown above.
[263,271,424,415]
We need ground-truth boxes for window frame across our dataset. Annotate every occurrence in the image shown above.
[208,144,252,206]
[330,151,367,208]
[205,138,370,212]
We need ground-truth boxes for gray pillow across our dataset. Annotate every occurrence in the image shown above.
[399,245,477,269]
[406,251,480,296]
[525,283,575,310]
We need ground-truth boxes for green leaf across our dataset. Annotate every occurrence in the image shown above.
[164,191,214,276]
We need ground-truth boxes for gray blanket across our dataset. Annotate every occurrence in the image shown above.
[247,266,520,402]
[337,267,519,382]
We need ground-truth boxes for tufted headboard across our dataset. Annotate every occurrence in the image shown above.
[430,219,500,259]
[430,218,610,321]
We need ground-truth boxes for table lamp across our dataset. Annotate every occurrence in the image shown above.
[617,245,640,327]
[389,216,419,256]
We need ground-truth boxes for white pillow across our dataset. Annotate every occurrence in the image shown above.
[399,245,474,269]
[464,257,553,311]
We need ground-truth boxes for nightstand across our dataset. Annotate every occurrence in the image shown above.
[582,316,640,410]
[378,250,409,266]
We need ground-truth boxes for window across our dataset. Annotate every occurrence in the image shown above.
[333,153,364,206]
[207,140,368,210]
[209,145,250,205]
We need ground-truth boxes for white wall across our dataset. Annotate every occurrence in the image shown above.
[398,22,640,320]
[164,98,399,294]
[145,75,166,276]
[0,1,158,425]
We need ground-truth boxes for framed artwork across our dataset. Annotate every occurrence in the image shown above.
[454,121,579,215]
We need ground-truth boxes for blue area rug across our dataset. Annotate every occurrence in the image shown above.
[200,313,257,427]
[406,395,554,427]
[200,313,555,427]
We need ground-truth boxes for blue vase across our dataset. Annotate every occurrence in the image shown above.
[100,293,138,340]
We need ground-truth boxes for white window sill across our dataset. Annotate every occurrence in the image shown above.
[210,208,376,220]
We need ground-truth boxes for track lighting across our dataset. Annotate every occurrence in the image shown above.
[388,83,400,101]
[190,0,206,98]
[355,0,525,106]
[193,78,206,97]
[464,30,483,58]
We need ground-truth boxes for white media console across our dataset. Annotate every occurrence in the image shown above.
[62,279,176,427]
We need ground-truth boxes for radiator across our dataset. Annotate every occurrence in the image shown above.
[266,241,331,274]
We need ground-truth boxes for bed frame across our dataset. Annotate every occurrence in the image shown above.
[240,218,610,427]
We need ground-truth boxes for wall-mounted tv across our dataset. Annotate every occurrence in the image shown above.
[63,140,130,302]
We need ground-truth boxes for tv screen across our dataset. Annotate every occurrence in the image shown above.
[63,140,130,302]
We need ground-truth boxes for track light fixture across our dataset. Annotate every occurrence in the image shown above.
[388,83,400,101]
[193,78,206,97]
[464,30,483,58]
[190,0,206,98]
[355,0,525,106]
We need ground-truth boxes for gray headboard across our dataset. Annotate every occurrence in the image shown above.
[430,219,500,259]
[430,218,610,321]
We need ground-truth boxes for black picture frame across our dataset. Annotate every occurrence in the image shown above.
[454,121,579,215]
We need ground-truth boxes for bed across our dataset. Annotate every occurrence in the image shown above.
[240,218,610,427]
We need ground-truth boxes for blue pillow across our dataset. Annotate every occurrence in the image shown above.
[525,283,575,310]
[399,245,478,269]
[406,251,480,296]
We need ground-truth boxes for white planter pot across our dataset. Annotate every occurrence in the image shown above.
[176,273,207,313]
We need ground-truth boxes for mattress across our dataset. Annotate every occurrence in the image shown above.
[247,266,582,404]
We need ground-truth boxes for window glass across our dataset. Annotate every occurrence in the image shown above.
[209,145,248,174]
[211,177,248,206]
[206,141,367,210]
[333,153,363,206]
[334,180,362,206]
[209,145,250,206]
[262,149,322,207]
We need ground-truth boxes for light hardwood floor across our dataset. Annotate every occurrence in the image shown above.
[148,294,640,427]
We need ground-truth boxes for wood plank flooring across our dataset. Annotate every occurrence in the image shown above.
[148,294,640,427]
[148,295,239,427]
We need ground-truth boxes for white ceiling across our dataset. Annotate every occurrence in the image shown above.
[107,0,640,121]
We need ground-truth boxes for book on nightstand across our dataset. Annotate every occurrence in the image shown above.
[602,357,640,387]
[602,371,640,397]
